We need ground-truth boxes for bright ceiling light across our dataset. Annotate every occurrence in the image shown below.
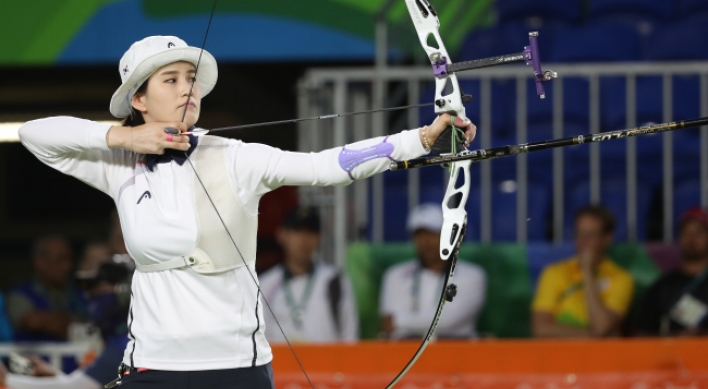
[0,123,24,143]
[0,121,121,143]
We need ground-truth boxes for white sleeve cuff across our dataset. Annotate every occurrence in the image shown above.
[85,121,112,151]
[391,128,427,161]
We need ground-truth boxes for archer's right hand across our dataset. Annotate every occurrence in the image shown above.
[107,122,191,155]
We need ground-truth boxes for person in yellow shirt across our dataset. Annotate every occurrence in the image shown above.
[532,205,635,337]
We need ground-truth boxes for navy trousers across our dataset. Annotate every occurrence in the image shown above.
[117,363,274,389]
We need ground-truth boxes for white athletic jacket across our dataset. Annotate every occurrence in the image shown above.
[18,116,427,371]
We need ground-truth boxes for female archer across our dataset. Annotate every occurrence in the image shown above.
[19,36,476,389]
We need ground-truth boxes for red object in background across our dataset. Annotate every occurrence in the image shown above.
[255,186,298,273]
[258,186,298,238]
[271,339,708,389]
[645,242,682,272]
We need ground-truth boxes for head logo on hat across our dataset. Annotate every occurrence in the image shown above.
[109,35,219,118]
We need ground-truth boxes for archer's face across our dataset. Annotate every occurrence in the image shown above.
[132,61,201,127]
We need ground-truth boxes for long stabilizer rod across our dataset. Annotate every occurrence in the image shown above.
[391,117,708,170]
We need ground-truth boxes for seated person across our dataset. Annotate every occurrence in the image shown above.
[637,207,708,336]
[0,255,133,389]
[0,293,13,342]
[260,206,359,343]
[532,205,634,338]
[7,235,88,341]
[379,203,486,339]
[75,242,110,279]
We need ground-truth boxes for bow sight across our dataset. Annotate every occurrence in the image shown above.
[431,31,558,103]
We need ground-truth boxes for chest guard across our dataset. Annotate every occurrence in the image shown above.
[135,135,258,274]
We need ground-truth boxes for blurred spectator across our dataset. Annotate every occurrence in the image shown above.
[0,254,134,389]
[637,207,708,336]
[107,211,127,256]
[77,242,111,278]
[7,235,88,341]
[77,211,126,279]
[532,205,635,338]
[0,294,14,342]
[260,206,359,343]
[379,203,486,339]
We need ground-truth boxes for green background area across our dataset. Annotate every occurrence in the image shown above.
[0,0,493,65]
[0,0,119,64]
[347,243,660,339]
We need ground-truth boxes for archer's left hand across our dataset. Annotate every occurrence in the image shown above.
[425,113,476,149]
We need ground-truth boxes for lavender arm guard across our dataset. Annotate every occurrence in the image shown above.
[338,136,394,180]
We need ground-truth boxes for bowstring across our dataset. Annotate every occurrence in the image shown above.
[179,2,315,388]
[447,115,465,174]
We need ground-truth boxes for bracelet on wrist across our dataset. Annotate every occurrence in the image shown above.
[420,126,432,151]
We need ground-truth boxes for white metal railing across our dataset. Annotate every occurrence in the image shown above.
[0,342,94,371]
[296,62,708,267]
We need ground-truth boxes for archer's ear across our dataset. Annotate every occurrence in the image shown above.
[131,93,147,113]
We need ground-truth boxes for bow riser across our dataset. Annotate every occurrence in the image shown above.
[405,0,469,261]
[440,160,471,259]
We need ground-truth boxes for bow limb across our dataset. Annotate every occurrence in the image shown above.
[385,1,470,387]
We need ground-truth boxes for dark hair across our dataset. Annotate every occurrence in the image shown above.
[32,235,70,259]
[121,82,148,127]
[282,206,321,233]
[575,205,616,234]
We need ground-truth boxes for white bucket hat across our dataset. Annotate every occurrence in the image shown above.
[109,35,218,118]
[407,203,444,233]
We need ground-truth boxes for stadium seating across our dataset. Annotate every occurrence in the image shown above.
[400,2,708,244]
[377,164,550,242]
[466,180,551,242]
[550,22,642,63]
[495,0,582,25]
[677,0,708,20]
[456,23,530,61]
[674,179,704,230]
[644,20,708,61]
[589,0,674,22]
[564,179,652,241]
